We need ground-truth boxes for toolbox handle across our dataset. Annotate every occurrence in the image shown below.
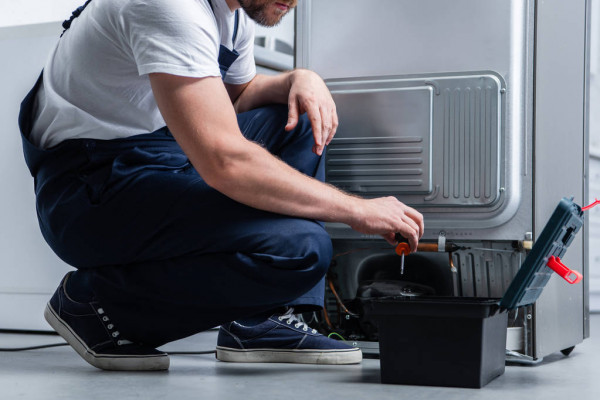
[546,256,583,284]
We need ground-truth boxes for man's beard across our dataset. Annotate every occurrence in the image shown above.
[238,0,293,27]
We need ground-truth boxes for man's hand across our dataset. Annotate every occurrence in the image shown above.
[228,70,338,156]
[348,197,424,251]
[285,69,338,156]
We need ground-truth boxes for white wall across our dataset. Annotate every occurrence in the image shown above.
[0,2,83,28]
[0,22,70,331]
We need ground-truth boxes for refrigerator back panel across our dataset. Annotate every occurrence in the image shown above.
[297,0,534,240]
[327,73,504,208]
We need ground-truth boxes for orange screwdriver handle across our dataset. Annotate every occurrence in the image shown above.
[395,242,410,256]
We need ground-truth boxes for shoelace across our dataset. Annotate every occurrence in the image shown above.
[277,308,317,334]
[97,307,133,346]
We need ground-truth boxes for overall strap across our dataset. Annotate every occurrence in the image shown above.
[61,0,93,37]
[232,10,240,47]
[207,0,241,49]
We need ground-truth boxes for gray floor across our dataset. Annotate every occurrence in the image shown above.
[1,316,599,400]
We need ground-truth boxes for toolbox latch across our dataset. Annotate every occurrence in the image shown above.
[546,256,583,284]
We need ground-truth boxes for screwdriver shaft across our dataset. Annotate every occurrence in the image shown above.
[400,253,405,275]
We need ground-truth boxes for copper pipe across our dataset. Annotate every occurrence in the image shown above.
[322,304,333,330]
[449,252,457,273]
[416,243,441,252]
[416,242,464,252]
[395,233,465,253]
[327,278,358,316]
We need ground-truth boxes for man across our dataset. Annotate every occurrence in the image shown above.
[19,0,424,371]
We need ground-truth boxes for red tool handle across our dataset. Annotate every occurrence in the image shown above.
[582,198,599,211]
[395,243,410,256]
[547,256,583,284]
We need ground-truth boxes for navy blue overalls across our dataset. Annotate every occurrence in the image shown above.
[18,0,330,346]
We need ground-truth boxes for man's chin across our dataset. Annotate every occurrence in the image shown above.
[241,0,290,27]
[253,13,285,27]
[256,18,283,27]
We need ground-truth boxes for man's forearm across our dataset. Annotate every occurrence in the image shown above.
[205,139,422,249]
[206,137,360,225]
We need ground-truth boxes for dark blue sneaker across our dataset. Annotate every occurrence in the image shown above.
[44,273,169,371]
[216,308,362,364]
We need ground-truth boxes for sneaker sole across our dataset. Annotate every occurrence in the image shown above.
[215,346,362,365]
[44,303,169,371]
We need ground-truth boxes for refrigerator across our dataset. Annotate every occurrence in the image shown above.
[295,0,592,361]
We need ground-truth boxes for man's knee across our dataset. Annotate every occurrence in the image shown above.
[261,104,313,138]
[239,104,288,131]
[238,104,313,141]
[278,220,332,284]
[252,218,330,283]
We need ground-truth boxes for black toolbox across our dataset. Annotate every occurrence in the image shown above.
[363,197,585,388]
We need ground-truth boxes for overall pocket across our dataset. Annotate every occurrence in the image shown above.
[79,146,192,204]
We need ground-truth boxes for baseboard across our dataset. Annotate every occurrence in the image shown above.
[0,293,53,331]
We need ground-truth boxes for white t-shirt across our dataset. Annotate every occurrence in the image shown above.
[30,0,256,149]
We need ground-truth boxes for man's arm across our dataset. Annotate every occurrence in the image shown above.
[149,73,424,249]
[226,70,337,156]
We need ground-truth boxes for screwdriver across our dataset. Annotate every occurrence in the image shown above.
[394,234,410,275]
[395,242,410,275]
[393,234,467,276]
[393,233,467,253]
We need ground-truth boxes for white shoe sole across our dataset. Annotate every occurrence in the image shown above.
[44,303,169,371]
[216,346,362,365]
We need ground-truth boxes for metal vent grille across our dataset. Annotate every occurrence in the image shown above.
[326,84,433,196]
[325,73,504,208]
[442,86,500,203]
[327,136,426,193]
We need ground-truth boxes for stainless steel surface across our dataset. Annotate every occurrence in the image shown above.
[505,349,542,365]
[506,327,524,352]
[297,0,589,362]
[583,0,593,340]
[298,0,535,241]
[532,0,589,358]
[326,73,504,209]
[523,305,534,358]
[590,158,600,311]
[588,0,600,316]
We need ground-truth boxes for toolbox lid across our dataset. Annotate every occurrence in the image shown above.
[498,197,584,310]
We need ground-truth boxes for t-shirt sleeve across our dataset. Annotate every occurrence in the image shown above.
[223,15,256,85]
[119,0,222,78]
